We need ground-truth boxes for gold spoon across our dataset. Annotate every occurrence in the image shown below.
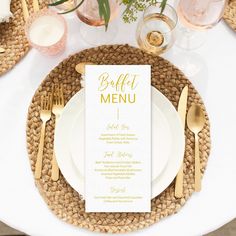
[187,104,205,192]
[75,62,96,76]
[0,47,5,54]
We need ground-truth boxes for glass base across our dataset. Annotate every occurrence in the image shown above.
[79,20,118,46]
[175,25,207,50]
[172,50,206,78]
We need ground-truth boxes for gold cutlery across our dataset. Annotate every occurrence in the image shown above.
[0,48,5,54]
[75,62,95,75]
[51,84,64,181]
[33,0,40,12]
[187,104,205,192]
[21,0,29,21]
[175,85,188,198]
[35,93,52,179]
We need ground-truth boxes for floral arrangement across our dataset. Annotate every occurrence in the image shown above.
[49,0,168,29]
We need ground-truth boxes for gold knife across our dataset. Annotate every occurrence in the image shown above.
[175,85,188,198]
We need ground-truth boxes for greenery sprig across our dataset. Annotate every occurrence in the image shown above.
[122,0,168,23]
[49,0,168,28]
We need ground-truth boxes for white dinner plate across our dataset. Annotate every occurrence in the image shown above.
[55,87,185,199]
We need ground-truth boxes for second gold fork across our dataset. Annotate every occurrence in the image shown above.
[51,84,65,181]
[35,93,52,179]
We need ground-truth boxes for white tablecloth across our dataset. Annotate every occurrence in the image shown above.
[0,5,236,236]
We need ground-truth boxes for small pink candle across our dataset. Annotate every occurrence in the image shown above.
[25,9,67,56]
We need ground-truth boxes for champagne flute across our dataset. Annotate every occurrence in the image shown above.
[136,2,178,55]
[74,0,119,45]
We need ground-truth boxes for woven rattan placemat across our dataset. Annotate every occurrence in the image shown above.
[224,0,236,31]
[26,45,211,233]
[0,0,47,76]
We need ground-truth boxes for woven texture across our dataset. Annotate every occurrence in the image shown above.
[26,45,211,233]
[0,0,47,76]
[224,0,236,31]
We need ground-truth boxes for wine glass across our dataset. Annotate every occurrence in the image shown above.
[136,2,178,55]
[177,0,228,49]
[74,0,119,45]
[174,0,228,77]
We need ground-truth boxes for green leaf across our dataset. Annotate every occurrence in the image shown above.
[160,0,167,14]
[59,0,85,14]
[103,0,111,29]
[48,0,69,7]
[97,0,111,30]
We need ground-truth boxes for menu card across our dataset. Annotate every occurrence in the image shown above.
[85,65,151,212]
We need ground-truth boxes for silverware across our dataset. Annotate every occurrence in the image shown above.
[35,93,52,179]
[0,48,5,54]
[51,84,64,181]
[75,62,96,76]
[187,104,205,192]
[33,0,40,12]
[175,85,188,198]
[21,0,29,21]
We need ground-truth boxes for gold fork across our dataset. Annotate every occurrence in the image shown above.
[51,84,64,181]
[33,0,40,12]
[35,93,52,179]
[21,0,29,21]
[21,0,39,22]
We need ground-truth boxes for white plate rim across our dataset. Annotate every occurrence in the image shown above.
[55,87,185,199]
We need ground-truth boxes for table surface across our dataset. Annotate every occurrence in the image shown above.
[0,4,236,236]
